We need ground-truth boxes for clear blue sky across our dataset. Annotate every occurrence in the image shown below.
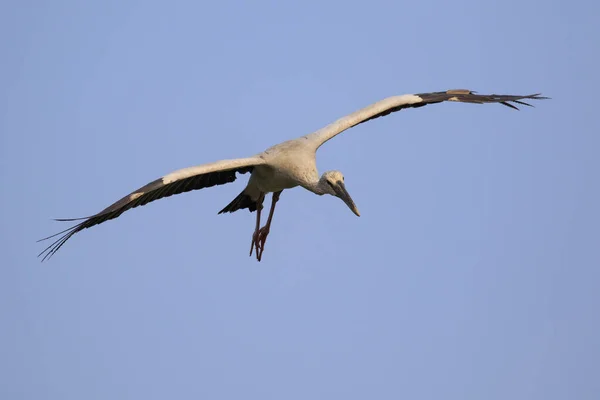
[2,0,598,399]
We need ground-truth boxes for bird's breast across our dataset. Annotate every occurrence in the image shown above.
[250,165,300,193]
[251,150,318,193]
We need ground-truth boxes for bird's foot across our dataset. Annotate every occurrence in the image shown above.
[249,226,270,262]
[256,226,270,261]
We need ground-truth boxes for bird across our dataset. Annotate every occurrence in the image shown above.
[38,89,547,262]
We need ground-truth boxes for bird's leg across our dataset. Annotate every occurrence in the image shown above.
[249,193,265,257]
[256,190,282,261]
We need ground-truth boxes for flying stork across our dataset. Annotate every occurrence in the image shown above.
[39,89,547,261]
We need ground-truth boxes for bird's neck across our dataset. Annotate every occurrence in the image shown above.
[303,179,326,195]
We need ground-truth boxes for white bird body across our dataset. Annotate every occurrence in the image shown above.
[253,140,320,193]
[39,89,547,261]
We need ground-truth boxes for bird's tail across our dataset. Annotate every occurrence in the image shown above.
[218,191,258,214]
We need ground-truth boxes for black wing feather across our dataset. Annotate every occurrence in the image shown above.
[358,90,548,126]
[38,166,254,261]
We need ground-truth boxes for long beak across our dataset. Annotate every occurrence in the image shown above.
[334,181,360,217]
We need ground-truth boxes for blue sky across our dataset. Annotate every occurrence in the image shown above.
[2,0,599,399]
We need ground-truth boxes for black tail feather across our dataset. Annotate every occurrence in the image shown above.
[218,191,257,214]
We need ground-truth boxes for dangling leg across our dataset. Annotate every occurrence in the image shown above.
[249,193,265,257]
[255,190,282,261]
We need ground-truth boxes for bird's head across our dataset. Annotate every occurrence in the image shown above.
[318,171,360,217]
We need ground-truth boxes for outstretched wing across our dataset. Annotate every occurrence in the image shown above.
[304,89,548,149]
[38,156,266,261]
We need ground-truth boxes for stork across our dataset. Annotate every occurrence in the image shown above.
[39,89,547,261]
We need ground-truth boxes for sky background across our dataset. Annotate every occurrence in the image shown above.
[1,0,599,399]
